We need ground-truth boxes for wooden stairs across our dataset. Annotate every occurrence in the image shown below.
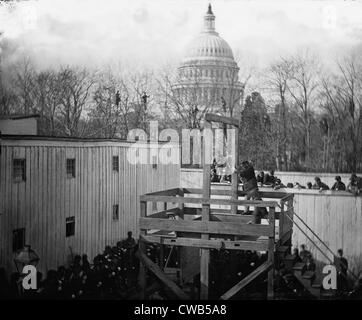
[276,245,336,299]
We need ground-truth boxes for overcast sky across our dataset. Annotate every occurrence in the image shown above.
[1,0,362,71]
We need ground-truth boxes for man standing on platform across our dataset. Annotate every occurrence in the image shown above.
[238,161,262,224]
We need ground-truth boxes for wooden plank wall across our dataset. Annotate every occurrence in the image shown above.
[180,168,362,275]
[0,139,180,276]
[292,192,362,275]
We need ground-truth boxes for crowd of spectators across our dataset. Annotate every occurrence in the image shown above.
[211,159,362,195]
[256,172,362,194]
[276,244,362,299]
[0,231,140,300]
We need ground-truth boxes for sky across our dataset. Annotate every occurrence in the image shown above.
[1,0,362,71]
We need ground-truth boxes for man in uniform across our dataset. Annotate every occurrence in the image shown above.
[347,174,362,195]
[238,161,262,224]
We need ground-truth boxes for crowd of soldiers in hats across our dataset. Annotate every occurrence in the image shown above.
[211,159,362,195]
[0,231,141,300]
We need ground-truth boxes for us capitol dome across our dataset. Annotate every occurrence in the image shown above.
[172,4,244,120]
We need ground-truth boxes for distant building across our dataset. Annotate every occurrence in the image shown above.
[172,4,244,121]
[0,114,39,135]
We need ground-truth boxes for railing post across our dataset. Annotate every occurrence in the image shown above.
[139,200,147,299]
[267,206,275,300]
[231,122,240,215]
[287,196,293,247]
[200,121,211,300]
[279,200,285,243]
[179,188,184,219]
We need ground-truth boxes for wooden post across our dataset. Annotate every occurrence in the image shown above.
[178,188,184,219]
[200,121,211,300]
[286,196,293,247]
[159,239,165,270]
[279,200,284,243]
[267,206,275,300]
[139,200,147,299]
[231,123,240,215]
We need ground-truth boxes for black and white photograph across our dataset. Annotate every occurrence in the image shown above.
[1,0,362,306]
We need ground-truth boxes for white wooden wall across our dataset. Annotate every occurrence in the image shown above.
[0,138,180,275]
[274,171,361,188]
[292,191,362,275]
[181,168,362,274]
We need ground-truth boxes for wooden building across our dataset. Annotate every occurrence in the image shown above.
[0,135,180,275]
[0,115,39,136]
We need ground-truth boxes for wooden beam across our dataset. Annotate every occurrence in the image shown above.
[279,201,285,240]
[183,207,281,220]
[140,194,278,208]
[267,206,276,300]
[205,113,240,127]
[179,189,185,219]
[281,193,294,202]
[201,119,211,300]
[139,201,147,299]
[231,120,240,215]
[143,188,180,196]
[141,235,269,251]
[183,187,288,199]
[137,251,190,300]
[139,217,274,237]
[148,207,180,219]
[278,229,292,246]
[219,261,273,300]
[184,207,243,215]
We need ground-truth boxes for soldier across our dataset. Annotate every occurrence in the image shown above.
[312,177,329,191]
[264,170,276,186]
[238,161,262,224]
[335,249,349,292]
[347,173,362,195]
[331,176,346,191]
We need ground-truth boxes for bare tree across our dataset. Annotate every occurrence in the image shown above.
[287,50,320,170]
[57,66,94,137]
[88,68,155,138]
[32,70,63,135]
[12,57,36,114]
[319,54,362,172]
[266,57,294,170]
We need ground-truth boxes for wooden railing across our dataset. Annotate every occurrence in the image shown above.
[138,187,294,300]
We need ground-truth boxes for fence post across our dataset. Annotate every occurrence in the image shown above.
[279,200,285,243]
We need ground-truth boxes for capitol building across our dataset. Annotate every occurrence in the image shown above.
[172,4,244,123]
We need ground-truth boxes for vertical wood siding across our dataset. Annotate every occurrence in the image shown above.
[180,168,362,274]
[292,192,362,274]
[0,139,180,275]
